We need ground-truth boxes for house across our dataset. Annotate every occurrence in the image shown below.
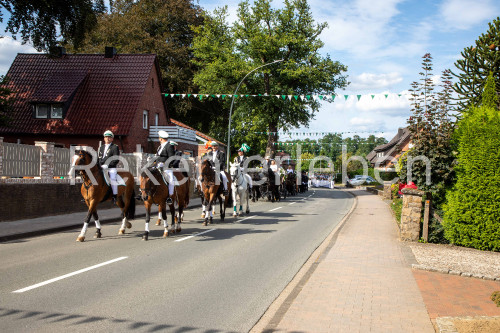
[366,127,411,171]
[0,47,199,155]
[168,118,226,157]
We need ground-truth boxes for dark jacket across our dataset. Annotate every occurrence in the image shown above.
[234,155,247,167]
[156,142,175,166]
[98,143,120,168]
[207,149,226,170]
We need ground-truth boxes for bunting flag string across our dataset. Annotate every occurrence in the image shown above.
[250,130,386,136]
[164,92,407,102]
[273,141,382,147]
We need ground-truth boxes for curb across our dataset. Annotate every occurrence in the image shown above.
[411,264,500,281]
[0,202,202,243]
[250,189,358,332]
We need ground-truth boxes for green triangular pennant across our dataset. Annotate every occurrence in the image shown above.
[344,95,349,100]
[332,95,336,101]
[281,95,287,100]
[371,95,375,99]
[306,95,311,100]
[222,95,226,99]
[357,95,361,101]
[384,94,388,99]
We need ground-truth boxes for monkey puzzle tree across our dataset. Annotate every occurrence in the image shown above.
[451,17,500,110]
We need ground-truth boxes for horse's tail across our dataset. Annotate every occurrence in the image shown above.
[126,189,136,219]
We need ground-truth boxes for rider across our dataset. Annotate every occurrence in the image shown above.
[233,144,253,195]
[155,130,174,204]
[207,141,229,195]
[286,164,295,174]
[98,130,120,203]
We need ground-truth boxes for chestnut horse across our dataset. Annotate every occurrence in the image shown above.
[200,159,232,226]
[72,150,136,242]
[139,168,190,241]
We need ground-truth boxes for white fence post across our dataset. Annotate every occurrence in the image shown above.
[35,141,55,180]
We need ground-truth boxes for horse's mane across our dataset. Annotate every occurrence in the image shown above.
[141,167,161,181]
[201,159,215,183]
[77,150,102,171]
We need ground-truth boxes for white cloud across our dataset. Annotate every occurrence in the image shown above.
[349,72,403,91]
[0,37,40,75]
[440,0,498,30]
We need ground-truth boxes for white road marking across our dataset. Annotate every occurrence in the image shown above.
[289,202,297,205]
[269,207,283,212]
[13,256,128,293]
[175,229,216,242]
[238,215,257,222]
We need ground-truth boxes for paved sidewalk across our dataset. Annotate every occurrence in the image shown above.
[0,197,202,242]
[254,189,435,332]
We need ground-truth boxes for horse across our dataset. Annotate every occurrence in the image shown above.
[247,171,263,202]
[262,167,280,202]
[200,159,232,226]
[285,172,297,196]
[229,162,250,217]
[71,150,136,242]
[139,168,190,241]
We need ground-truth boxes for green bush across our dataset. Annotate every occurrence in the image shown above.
[391,197,403,224]
[443,97,500,251]
[492,291,500,307]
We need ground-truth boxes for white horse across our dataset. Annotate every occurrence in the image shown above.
[230,162,250,217]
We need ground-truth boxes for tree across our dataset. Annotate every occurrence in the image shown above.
[0,75,13,126]
[67,0,221,136]
[400,54,456,205]
[0,0,105,52]
[192,0,348,158]
[443,73,500,251]
[451,17,500,110]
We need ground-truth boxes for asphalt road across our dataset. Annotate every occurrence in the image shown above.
[0,188,353,332]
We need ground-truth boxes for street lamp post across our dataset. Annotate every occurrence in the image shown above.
[226,59,284,169]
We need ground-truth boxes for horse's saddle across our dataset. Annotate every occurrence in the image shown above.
[160,173,181,186]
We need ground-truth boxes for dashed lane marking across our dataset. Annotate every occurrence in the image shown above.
[175,229,216,242]
[269,207,283,212]
[13,256,128,293]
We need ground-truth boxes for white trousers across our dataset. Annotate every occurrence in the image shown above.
[163,169,175,196]
[108,168,118,195]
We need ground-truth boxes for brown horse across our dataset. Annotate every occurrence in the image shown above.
[200,159,232,226]
[139,168,190,240]
[72,150,136,242]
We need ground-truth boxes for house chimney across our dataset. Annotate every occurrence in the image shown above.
[105,46,117,58]
[49,46,66,58]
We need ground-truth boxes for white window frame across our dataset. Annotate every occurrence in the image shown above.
[155,113,159,126]
[143,110,149,129]
[35,104,64,119]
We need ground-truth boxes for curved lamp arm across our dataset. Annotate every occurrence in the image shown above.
[226,59,284,169]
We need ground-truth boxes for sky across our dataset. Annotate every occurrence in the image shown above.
[1,0,499,140]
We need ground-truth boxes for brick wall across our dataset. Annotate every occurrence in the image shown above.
[0,183,115,222]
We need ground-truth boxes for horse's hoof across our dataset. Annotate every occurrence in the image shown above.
[118,229,125,235]
[156,219,161,226]
[94,230,102,238]
[233,212,237,217]
[76,236,85,242]
[125,221,132,229]
[209,217,213,224]
[246,209,250,214]
[163,231,169,238]
[176,227,181,233]
[202,221,207,226]
[142,232,149,241]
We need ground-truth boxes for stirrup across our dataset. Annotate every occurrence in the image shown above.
[223,189,229,195]
[166,197,173,204]
[112,195,117,204]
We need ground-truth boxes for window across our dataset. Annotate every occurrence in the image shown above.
[155,113,159,126]
[34,104,64,119]
[36,104,49,118]
[143,110,148,129]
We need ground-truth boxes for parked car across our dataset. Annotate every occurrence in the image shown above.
[349,175,377,186]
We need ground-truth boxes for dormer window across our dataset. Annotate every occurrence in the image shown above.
[34,104,64,119]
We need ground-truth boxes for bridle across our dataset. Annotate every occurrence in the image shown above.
[231,166,244,187]
[140,177,157,201]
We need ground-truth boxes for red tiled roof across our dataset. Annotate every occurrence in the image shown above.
[1,53,157,136]
[169,118,225,146]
